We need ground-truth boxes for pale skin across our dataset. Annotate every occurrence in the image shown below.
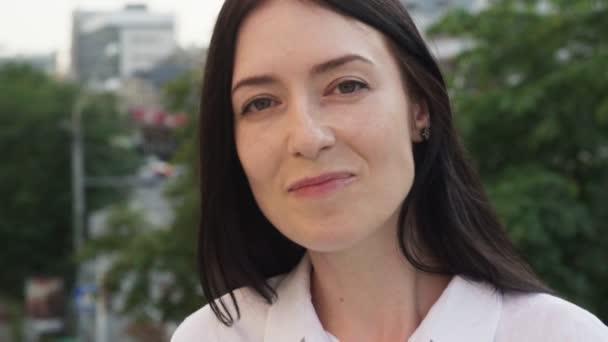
[231,1,451,341]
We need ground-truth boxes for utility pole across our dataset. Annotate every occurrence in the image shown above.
[72,95,86,255]
[71,93,90,341]
[71,38,120,341]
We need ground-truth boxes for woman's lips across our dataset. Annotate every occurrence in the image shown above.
[287,172,355,198]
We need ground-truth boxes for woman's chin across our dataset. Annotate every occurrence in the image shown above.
[283,222,371,254]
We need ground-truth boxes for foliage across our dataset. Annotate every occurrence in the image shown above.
[431,0,608,320]
[0,64,74,300]
[82,92,141,212]
[81,70,202,322]
[0,295,24,341]
[80,201,200,323]
[0,63,140,301]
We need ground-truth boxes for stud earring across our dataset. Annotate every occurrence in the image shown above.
[422,126,431,141]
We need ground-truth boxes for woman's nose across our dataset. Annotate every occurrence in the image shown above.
[286,102,335,160]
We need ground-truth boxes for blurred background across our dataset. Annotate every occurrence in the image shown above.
[0,0,606,341]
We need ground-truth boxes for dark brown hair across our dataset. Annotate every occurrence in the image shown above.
[197,0,551,326]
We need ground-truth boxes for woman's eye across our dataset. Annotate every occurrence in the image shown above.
[242,97,275,114]
[333,80,368,95]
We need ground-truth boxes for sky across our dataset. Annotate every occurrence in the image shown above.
[0,0,225,57]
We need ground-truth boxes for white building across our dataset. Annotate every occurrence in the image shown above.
[71,4,176,86]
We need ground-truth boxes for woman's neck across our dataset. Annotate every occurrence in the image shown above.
[308,218,451,342]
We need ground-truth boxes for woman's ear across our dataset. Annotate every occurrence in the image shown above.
[410,100,430,143]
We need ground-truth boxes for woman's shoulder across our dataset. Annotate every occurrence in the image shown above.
[171,302,220,342]
[497,291,608,341]
[171,276,284,342]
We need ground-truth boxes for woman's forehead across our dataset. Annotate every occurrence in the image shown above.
[232,0,390,81]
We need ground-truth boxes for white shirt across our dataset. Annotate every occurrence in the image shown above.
[172,254,608,341]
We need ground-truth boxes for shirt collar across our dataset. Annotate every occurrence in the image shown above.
[264,253,503,342]
[407,273,503,342]
[265,253,332,342]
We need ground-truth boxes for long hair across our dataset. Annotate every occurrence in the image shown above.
[198,0,551,326]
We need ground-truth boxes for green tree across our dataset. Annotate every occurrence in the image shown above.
[82,91,141,212]
[81,70,202,322]
[0,64,74,300]
[431,0,608,320]
[0,64,140,302]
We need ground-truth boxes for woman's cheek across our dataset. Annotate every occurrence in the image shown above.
[339,102,396,155]
[237,125,281,184]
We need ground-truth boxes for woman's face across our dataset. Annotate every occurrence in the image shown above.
[232,0,428,252]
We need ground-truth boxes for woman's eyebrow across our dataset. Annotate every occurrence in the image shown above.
[310,54,374,76]
[231,54,374,95]
[232,75,277,95]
